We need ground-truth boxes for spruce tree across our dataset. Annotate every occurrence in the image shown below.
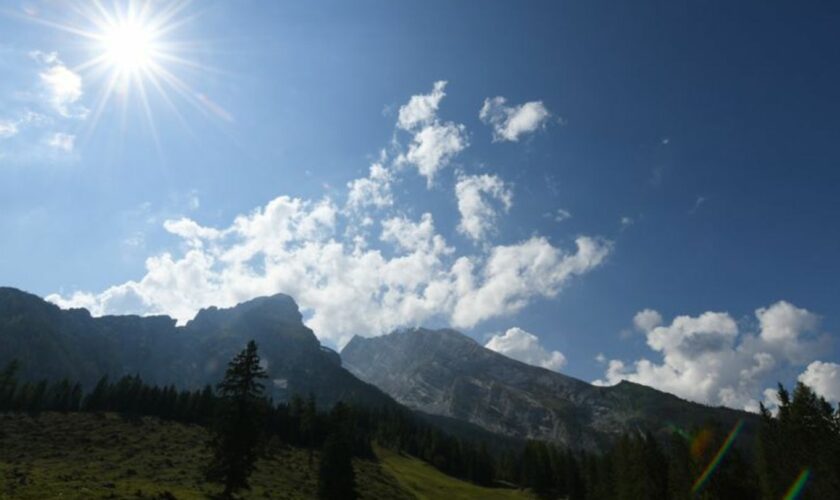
[206,340,269,498]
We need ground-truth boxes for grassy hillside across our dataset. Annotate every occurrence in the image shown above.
[0,412,412,499]
[0,412,532,499]
[375,447,534,500]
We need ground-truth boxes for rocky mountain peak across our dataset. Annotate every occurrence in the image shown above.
[341,326,755,451]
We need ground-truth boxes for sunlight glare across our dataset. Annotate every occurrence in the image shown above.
[101,19,157,74]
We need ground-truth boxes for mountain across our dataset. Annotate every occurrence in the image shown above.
[341,327,756,451]
[0,287,391,408]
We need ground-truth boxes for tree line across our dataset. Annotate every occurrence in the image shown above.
[2,342,839,499]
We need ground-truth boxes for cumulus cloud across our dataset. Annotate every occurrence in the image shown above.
[46,132,75,152]
[479,96,551,142]
[398,81,447,131]
[396,81,468,186]
[595,301,833,411]
[451,236,610,328]
[798,361,840,404]
[402,122,467,186]
[48,196,609,346]
[347,163,393,210]
[455,174,513,243]
[633,309,663,332]
[485,327,566,371]
[47,81,610,347]
[756,300,820,362]
[380,213,451,255]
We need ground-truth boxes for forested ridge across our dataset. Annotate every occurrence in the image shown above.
[2,343,839,499]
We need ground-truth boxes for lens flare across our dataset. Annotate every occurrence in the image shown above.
[16,0,232,145]
[782,469,811,500]
[690,427,714,459]
[691,419,744,494]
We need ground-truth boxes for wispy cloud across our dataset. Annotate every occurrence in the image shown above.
[46,132,75,152]
[689,195,707,214]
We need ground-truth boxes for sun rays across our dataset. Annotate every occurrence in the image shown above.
[16,0,232,147]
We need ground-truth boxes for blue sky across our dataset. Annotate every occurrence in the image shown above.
[1,1,839,409]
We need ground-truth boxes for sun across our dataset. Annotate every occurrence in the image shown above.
[100,19,159,74]
[23,0,232,141]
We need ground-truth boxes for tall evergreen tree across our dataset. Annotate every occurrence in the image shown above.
[757,382,840,499]
[318,402,357,499]
[205,340,269,498]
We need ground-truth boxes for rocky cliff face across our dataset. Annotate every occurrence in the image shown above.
[341,328,755,451]
[0,287,391,409]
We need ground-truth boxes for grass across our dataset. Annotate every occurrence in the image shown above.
[375,446,534,500]
[0,412,532,499]
[0,412,411,499]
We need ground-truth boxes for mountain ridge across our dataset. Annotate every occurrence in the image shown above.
[0,286,389,409]
[341,327,756,451]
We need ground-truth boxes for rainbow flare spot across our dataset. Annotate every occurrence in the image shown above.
[691,419,744,494]
[782,469,811,500]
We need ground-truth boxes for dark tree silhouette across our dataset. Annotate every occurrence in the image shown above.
[318,402,356,500]
[205,340,269,498]
[757,383,840,499]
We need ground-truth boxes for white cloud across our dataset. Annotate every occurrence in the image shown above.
[401,122,467,186]
[347,163,393,210]
[398,81,447,130]
[479,96,551,142]
[163,217,223,246]
[798,361,840,404]
[552,208,572,222]
[757,300,819,348]
[380,213,451,255]
[451,236,610,328]
[46,132,75,152]
[455,174,513,243]
[396,82,468,186]
[485,327,566,371]
[48,197,610,347]
[595,301,832,411]
[0,52,85,163]
[37,54,86,118]
[47,81,610,348]
[0,111,48,140]
[633,309,663,332]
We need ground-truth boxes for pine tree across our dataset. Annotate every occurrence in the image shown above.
[318,402,356,500]
[205,340,269,498]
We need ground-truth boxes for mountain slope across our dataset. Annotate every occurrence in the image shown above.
[341,328,756,451]
[0,287,391,408]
